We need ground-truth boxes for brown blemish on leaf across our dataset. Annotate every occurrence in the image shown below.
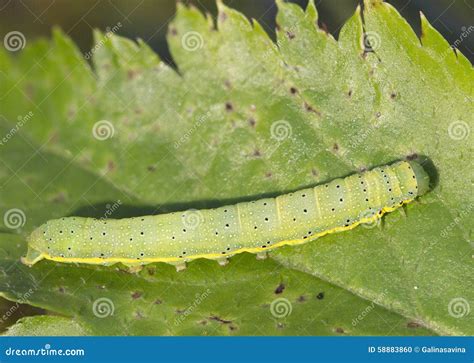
[248,117,256,127]
[265,171,273,178]
[290,87,298,95]
[229,325,237,331]
[169,27,177,36]
[107,160,116,173]
[304,102,321,116]
[147,267,156,275]
[277,322,285,329]
[50,192,66,204]
[147,165,156,172]
[311,168,318,177]
[127,69,139,80]
[219,11,227,22]
[335,327,345,334]
[209,315,232,324]
[176,309,185,314]
[58,287,65,293]
[316,292,324,300]
[406,153,418,161]
[407,321,421,328]
[375,111,382,118]
[135,311,144,319]
[252,149,262,157]
[286,31,295,40]
[131,291,142,299]
[332,143,339,152]
[390,92,397,99]
[297,295,306,302]
[348,89,353,97]
[274,283,285,294]
[225,102,233,112]
[154,299,162,305]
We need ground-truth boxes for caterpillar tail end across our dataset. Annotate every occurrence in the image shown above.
[21,227,45,266]
[408,160,430,196]
[21,247,44,266]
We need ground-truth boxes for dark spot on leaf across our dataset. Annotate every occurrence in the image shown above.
[253,149,262,157]
[406,153,418,161]
[376,111,382,118]
[107,160,116,172]
[333,143,339,152]
[169,27,177,36]
[390,92,397,99]
[225,102,233,112]
[58,287,65,294]
[127,69,139,80]
[311,168,318,177]
[147,165,156,172]
[131,291,142,300]
[277,322,285,329]
[407,321,421,328]
[229,325,237,331]
[348,89,353,97]
[154,299,162,305]
[297,295,306,302]
[286,31,295,39]
[304,102,321,115]
[290,87,298,95]
[50,192,66,204]
[335,327,345,334]
[248,117,256,127]
[135,311,144,319]
[219,11,227,22]
[176,309,185,314]
[209,315,232,324]
[274,283,285,294]
[316,292,324,300]
[265,171,273,178]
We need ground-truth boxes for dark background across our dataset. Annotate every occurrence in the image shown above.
[0,0,472,65]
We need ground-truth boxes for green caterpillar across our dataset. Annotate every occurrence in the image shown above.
[23,160,429,270]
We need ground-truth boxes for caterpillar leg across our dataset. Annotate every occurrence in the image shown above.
[171,261,187,272]
[217,257,229,266]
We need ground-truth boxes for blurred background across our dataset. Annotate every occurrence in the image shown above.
[0,0,472,64]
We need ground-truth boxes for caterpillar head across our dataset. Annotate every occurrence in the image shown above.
[407,160,430,196]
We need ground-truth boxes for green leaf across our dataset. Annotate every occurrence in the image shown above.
[0,0,472,335]
[4,316,90,336]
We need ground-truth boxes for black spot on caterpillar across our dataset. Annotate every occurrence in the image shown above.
[22,161,430,270]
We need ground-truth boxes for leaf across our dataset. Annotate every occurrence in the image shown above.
[4,316,90,336]
[0,0,472,335]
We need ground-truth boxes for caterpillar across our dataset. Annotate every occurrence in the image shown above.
[22,160,430,270]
